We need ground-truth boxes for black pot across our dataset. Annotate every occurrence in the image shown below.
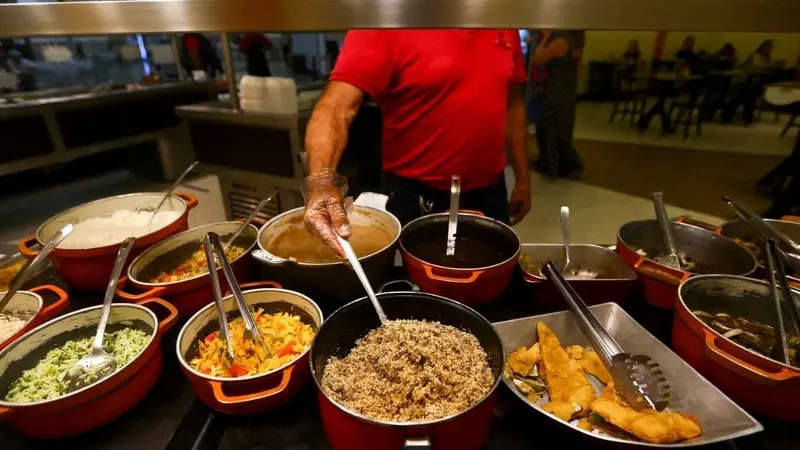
[309,289,504,450]
[252,206,401,312]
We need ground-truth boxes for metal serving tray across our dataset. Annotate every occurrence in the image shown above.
[493,303,763,447]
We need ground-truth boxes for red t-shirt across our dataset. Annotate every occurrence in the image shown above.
[330,30,527,191]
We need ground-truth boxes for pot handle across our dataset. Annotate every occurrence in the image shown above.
[29,285,69,322]
[704,329,799,385]
[0,405,10,420]
[224,280,282,296]
[423,265,483,284]
[676,216,722,233]
[175,192,199,210]
[459,209,485,217]
[17,236,40,259]
[404,437,432,449]
[210,365,293,405]
[779,215,800,224]
[137,298,179,339]
[378,279,420,293]
[115,276,168,302]
[633,257,689,287]
[236,216,267,227]
[252,249,287,266]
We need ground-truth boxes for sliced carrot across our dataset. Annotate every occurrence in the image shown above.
[278,340,296,357]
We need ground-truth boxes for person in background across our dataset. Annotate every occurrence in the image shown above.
[623,39,641,66]
[742,39,774,68]
[238,33,272,77]
[302,30,531,256]
[713,43,737,70]
[281,34,293,72]
[531,30,585,178]
[180,33,222,79]
[324,34,341,73]
[675,36,697,66]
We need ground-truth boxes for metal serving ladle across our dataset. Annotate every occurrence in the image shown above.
[223,190,277,252]
[560,206,574,274]
[336,234,387,324]
[62,237,136,393]
[206,232,269,361]
[650,192,682,270]
[445,175,461,256]
[0,223,73,313]
[147,160,199,227]
[723,196,800,269]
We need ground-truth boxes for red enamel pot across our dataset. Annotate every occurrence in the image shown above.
[0,285,69,351]
[116,220,259,317]
[617,219,757,310]
[399,212,520,306]
[674,275,800,421]
[18,192,198,291]
[0,298,178,439]
[310,290,504,450]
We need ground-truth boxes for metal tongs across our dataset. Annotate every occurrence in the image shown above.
[204,232,269,363]
[445,175,461,256]
[765,239,800,366]
[650,192,682,270]
[723,196,800,267]
[543,261,671,412]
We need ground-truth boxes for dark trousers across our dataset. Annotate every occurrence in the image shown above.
[382,172,510,226]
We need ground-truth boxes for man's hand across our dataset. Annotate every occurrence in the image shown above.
[508,180,531,225]
[303,169,351,258]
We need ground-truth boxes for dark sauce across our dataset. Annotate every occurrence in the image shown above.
[402,221,517,269]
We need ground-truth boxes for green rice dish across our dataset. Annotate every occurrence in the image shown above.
[4,328,149,403]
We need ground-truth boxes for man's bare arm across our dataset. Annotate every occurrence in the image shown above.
[305,81,365,175]
[506,83,531,225]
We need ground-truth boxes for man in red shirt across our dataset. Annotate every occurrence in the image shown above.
[304,30,530,256]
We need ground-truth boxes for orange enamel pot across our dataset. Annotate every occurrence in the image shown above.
[176,283,323,415]
[399,212,520,306]
[17,192,198,291]
[116,221,259,317]
[0,298,178,439]
[0,285,69,351]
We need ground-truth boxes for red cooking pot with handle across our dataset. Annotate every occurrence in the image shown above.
[176,282,323,415]
[399,212,520,306]
[18,192,198,291]
[0,285,69,351]
[310,287,504,450]
[116,220,260,317]
[0,298,178,439]
[674,275,800,421]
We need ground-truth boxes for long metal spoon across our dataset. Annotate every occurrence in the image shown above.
[203,233,235,364]
[223,190,277,251]
[207,232,269,360]
[0,223,73,313]
[560,206,574,274]
[336,234,387,324]
[650,192,682,270]
[765,239,793,366]
[147,160,199,227]
[62,237,136,393]
[722,196,800,253]
[445,175,461,256]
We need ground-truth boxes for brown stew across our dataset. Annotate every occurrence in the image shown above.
[267,224,393,264]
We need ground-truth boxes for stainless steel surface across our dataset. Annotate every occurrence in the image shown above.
[203,233,236,363]
[543,262,669,412]
[62,237,136,393]
[651,192,682,270]
[207,232,269,359]
[494,303,764,447]
[766,240,792,366]
[224,191,276,251]
[445,175,460,257]
[335,234,387,324]
[0,223,72,313]
[723,197,800,251]
[220,33,239,111]
[559,206,573,274]
[1,0,799,37]
[149,161,199,227]
[520,243,637,280]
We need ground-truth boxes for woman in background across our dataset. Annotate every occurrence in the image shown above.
[531,30,585,178]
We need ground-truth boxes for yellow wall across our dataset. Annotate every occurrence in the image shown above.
[576,31,800,93]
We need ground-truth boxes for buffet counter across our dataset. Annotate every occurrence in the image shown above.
[0,264,797,450]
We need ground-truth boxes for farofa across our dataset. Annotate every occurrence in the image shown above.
[321,320,494,422]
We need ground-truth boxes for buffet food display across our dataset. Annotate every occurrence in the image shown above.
[2,185,798,450]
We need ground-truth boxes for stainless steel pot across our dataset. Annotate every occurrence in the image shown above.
[253,206,401,312]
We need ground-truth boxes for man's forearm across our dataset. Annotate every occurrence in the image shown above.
[505,84,530,186]
[305,100,352,176]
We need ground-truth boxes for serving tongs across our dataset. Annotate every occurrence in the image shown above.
[445,175,461,256]
[204,232,269,362]
[723,196,800,267]
[765,239,800,367]
[0,223,73,313]
[650,192,682,270]
[543,261,671,412]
